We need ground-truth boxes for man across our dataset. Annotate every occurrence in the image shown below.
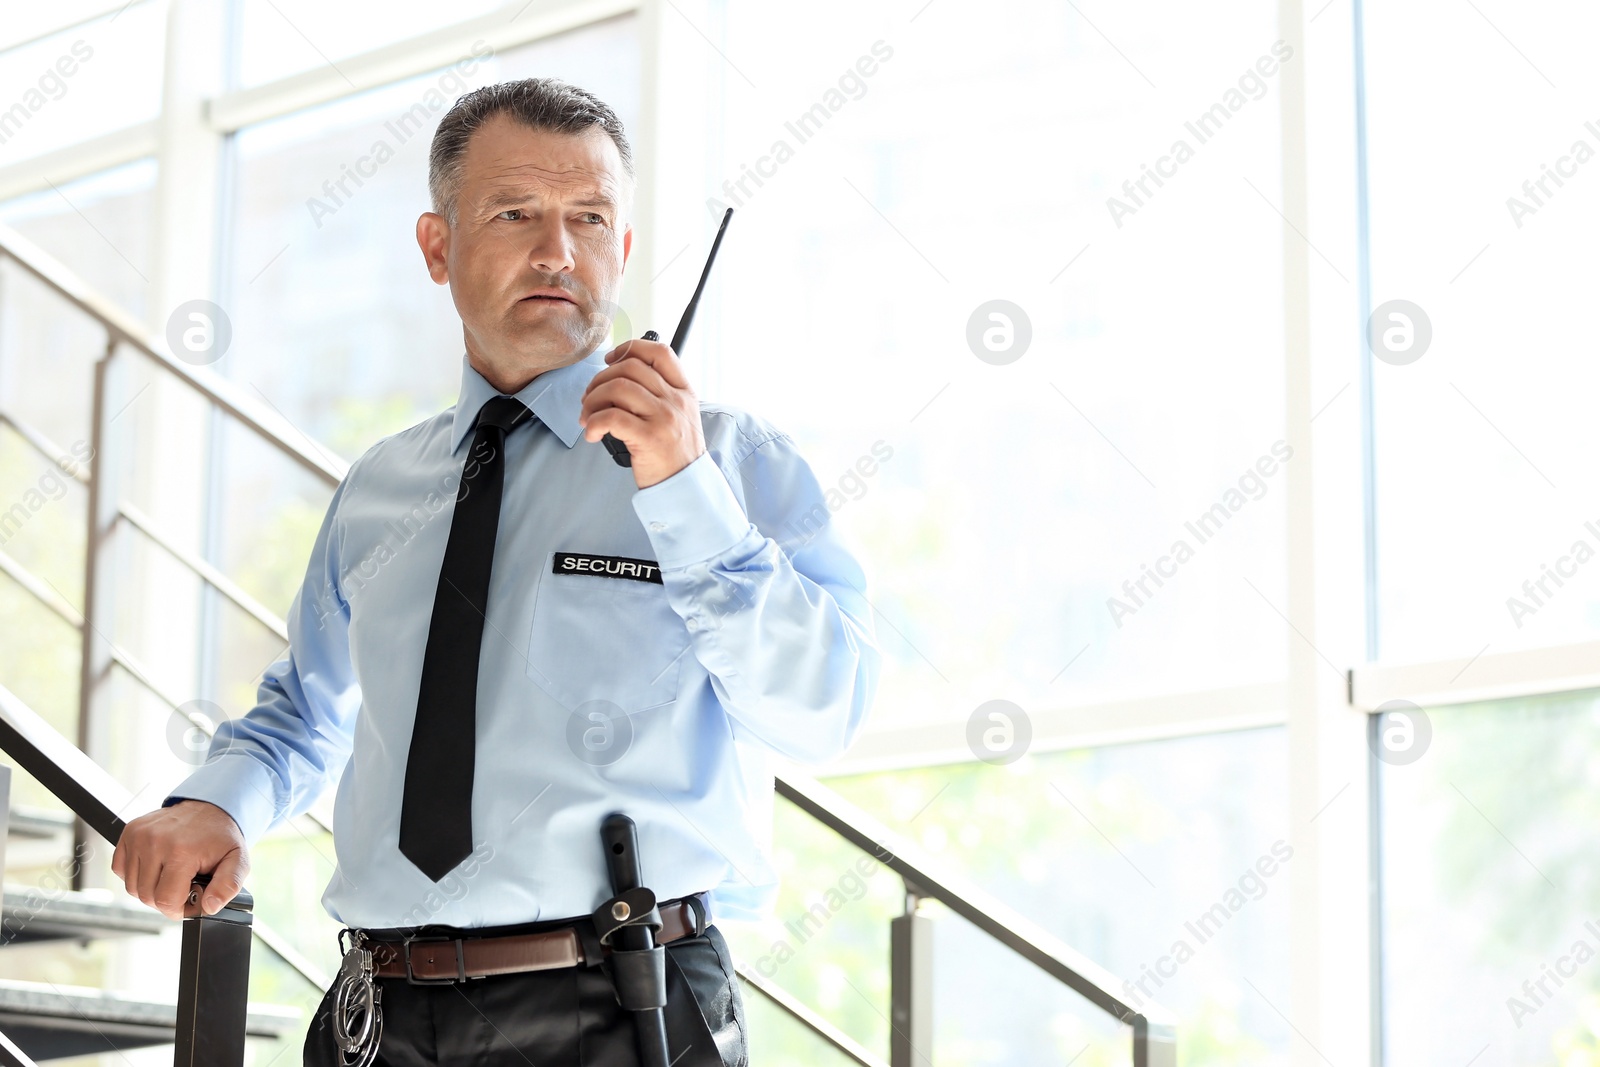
[110,78,881,1066]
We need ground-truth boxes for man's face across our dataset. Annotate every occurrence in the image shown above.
[417,113,633,391]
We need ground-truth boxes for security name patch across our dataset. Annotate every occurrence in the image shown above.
[553,551,663,585]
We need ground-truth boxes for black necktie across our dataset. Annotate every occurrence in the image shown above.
[398,394,534,881]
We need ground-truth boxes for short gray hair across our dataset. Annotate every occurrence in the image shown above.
[428,77,634,227]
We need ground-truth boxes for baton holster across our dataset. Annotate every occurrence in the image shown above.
[590,885,667,1011]
[599,812,673,1066]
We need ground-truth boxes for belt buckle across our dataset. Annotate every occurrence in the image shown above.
[402,936,468,985]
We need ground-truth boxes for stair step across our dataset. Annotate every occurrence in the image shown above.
[0,978,297,1060]
[4,808,72,840]
[1,885,166,945]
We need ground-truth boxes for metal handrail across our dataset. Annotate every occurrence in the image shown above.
[774,774,1178,1064]
[735,965,888,1067]
[0,547,82,628]
[117,501,289,643]
[0,684,126,846]
[0,683,253,1064]
[0,683,329,990]
[0,225,1177,1064]
[0,411,88,484]
[0,222,345,488]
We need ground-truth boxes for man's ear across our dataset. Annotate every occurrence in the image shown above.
[416,212,450,285]
[622,224,632,271]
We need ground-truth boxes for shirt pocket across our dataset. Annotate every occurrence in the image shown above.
[525,558,690,715]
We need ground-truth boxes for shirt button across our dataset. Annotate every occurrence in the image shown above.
[649,521,666,531]
[686,618,699,631]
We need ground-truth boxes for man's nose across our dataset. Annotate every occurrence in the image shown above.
[525,217,576,275]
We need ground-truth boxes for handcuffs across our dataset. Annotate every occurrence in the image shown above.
[332,928,383,1067]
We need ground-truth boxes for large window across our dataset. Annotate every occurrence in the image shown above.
[0,159,157,439]
[1363,1,1600,663]
[234,0,511,88]
[1380,691,1600,1064]
[1362,4,1600,1061]
[0,2,165,165]
[707,0,1290,729]
[727,727,1292,1065]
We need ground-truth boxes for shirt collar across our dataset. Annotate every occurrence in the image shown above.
[449,346,607,454]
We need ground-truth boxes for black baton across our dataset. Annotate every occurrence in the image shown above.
[593,813,671,1067]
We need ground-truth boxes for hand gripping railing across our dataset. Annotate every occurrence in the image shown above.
[0,682,257,1066]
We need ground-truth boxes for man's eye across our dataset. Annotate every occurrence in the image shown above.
[497,209,522,221]
[582,212,605,224]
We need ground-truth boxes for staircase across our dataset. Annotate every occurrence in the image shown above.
[0,978,293,1062]
[0,837,299,1058]
[0,221,1177,1066]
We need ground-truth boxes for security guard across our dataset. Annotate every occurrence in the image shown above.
[110,77,881,1066]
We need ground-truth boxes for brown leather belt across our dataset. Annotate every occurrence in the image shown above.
[365,895,706,983]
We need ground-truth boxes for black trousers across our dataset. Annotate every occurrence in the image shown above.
[303,924,748,1066]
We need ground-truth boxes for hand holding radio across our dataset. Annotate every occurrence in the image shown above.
[579,208,733,488]
[579,333,707,490]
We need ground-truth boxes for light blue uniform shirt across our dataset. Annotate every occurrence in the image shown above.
[165,347,881,929]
